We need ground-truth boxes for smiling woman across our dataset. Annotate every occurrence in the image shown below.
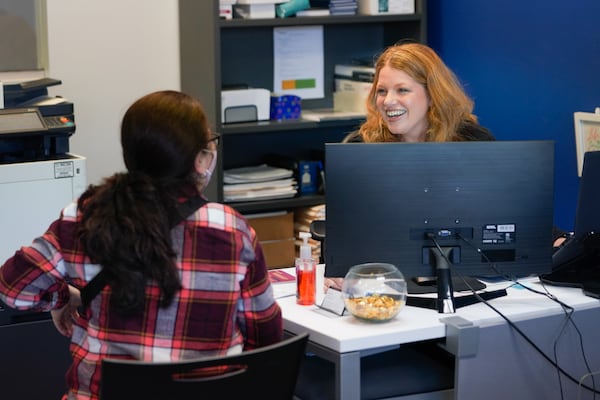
[353,42,494,144]
[0,0,47,73]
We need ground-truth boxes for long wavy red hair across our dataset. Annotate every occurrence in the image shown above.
[359,43,478,142]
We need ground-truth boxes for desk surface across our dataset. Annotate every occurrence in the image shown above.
[276,271,600,353]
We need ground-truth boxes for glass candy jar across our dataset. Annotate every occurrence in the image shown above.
[342,263,407,322]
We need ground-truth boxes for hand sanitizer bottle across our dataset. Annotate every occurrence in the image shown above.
[296,231,316,305]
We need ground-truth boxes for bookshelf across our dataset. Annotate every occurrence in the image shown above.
[178,0,427,214]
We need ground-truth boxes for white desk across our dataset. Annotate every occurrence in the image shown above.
[276,274,600,400]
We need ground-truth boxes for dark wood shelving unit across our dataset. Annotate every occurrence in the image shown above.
[179,0,427,214]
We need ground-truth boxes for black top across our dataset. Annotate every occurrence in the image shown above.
[343,119,495,143]
[457,120,495,141]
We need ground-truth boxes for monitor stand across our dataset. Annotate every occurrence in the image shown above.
[406,247,508,313]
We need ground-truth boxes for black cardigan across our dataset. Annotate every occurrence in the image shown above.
[343,119,495,143]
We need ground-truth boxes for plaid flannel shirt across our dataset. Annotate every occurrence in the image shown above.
[0,200,283,400]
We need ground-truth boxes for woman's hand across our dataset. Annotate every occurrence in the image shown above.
[324,277,344,292]
[51,285,82,337]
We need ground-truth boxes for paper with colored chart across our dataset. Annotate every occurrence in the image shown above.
[273,25,324,99]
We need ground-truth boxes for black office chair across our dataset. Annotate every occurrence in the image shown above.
[308,130,358,264]
[100,332,309,400]
[309,219,326,264]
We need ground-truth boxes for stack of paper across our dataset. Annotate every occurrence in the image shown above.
[311,0,358,15]
[224,164,298,202]
[296,7,330,17]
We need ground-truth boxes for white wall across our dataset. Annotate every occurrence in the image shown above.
[46,0,180,185]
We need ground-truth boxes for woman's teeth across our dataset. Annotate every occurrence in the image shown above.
[386,110,406,117]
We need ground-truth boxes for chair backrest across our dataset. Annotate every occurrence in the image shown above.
[100,332,309,400]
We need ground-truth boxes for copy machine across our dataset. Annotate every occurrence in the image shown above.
[0,79,82,399]
[1,77,76,162]
[1,77,86,310]
[0,77,86,269]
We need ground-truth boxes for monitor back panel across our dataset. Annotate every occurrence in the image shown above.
[574,150,600,239]
[324,141,555,279]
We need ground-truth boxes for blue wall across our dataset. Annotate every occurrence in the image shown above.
[427,0,600,231]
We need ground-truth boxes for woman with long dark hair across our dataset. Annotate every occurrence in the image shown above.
[0,90,283,400]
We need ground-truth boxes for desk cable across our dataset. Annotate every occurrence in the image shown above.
[428,234,598,399]
[455,234,597,399]
[580,371,600,400]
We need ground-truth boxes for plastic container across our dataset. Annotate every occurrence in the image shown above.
[296,231,316,305]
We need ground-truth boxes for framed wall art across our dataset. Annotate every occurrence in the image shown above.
[574,110,600,176]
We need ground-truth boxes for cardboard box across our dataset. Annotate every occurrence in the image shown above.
[334,91,367,113]
[334,78,372,113]
[261,238,296,269]
[247,211,296,268]
[333,64,373,113]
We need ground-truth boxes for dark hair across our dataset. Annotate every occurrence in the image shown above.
[77,90,211,314]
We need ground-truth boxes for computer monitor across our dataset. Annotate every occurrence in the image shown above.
[324,141,555,310]
[541,150,600,295]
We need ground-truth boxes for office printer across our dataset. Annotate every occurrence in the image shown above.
[1,77,76,163]
[1,77,83,326]
[221,88,270,123]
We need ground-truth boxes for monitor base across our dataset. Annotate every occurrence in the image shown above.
[406,289,508,312]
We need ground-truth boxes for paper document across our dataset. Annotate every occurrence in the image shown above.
[223,178,296,193]
[273,25,324,99]
[224,189,297,202]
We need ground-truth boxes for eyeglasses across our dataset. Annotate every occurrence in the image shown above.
[208,132,221,147]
